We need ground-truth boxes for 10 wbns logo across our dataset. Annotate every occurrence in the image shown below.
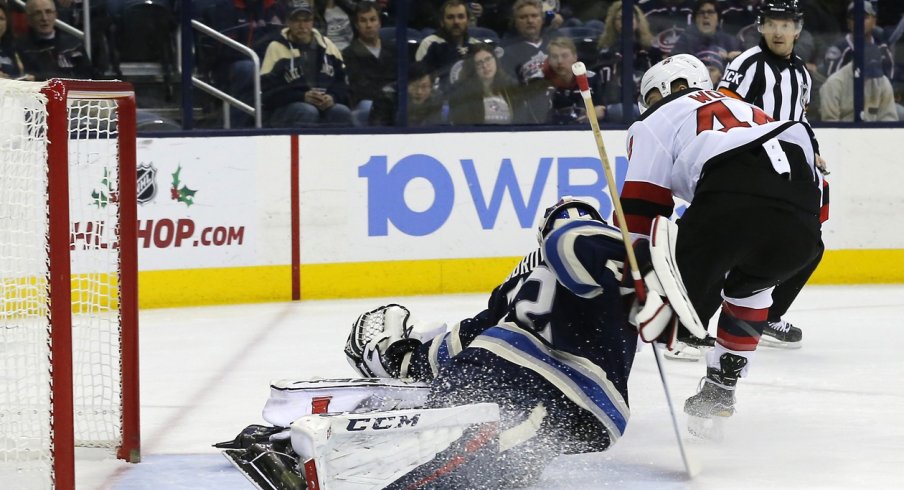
[359,154,629,237]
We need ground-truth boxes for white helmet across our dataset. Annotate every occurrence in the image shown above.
[638,54,713,113]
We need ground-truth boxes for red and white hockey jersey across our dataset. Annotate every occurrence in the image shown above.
[622,88,824,236]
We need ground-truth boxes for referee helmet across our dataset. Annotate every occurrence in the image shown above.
[757,0,803,24]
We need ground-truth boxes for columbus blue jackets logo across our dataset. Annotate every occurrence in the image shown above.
[136,162,158,204]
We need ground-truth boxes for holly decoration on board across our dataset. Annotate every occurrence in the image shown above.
[91,167,118,208]
[170,165,197,206]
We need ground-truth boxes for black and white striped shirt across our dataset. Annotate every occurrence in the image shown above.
[718,39,812,123]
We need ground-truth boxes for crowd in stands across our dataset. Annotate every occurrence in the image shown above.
[2,0,902,127]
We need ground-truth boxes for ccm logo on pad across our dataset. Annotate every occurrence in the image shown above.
[346,414,421,431]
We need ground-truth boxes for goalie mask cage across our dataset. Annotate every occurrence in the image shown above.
[0,79,139,489]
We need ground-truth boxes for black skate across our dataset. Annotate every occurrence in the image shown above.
[222,440,306,490]
[760,320,803,349]
[684,353,747,441]
[214,424,286,450]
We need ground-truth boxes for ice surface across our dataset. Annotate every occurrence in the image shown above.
[81,285,904,489]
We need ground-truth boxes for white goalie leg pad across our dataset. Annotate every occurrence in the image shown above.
[649,216,708,339]
[291,403,500,490]
[262,378,430,427]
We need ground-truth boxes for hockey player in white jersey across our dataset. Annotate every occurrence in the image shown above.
[621,54,824,435]
[216,197,706,489]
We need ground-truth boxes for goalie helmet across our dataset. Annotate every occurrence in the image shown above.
[536,196,604,244]
[757,0,803,24]
[638,54,712,113]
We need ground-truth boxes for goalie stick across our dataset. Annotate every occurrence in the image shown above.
[572,61,696,478]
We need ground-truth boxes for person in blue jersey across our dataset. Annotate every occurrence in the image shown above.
[341,197,697,488]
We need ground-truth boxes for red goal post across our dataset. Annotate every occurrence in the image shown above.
[0,79,139,489]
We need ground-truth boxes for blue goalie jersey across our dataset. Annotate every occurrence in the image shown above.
[408,219,639,443]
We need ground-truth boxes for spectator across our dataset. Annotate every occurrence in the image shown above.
[640,0,694,55]
[672,0,741,65]
[823,1,893,80]
[697,49,725,86]
[449,43,525,124]
[55,0,111,76]
[543,36,604,124]
[194,0,288,128]
[18,0,92,80]
[500,0,548,82]
[0,3,28,79]
[499,0,554,123]
[316,0,356,51]
[595,1,662,122]
[260,0,352,127]
[820,42,898,121]
[342,2,397,125]
[416,0,481,92]
[562,0,611,23]
[720,0,759,37]
[369,62,445,126]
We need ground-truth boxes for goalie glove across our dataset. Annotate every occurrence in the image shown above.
[360,335,421,379]
[346,304,421,378]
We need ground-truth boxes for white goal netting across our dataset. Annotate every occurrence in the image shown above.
[0,79,130,489]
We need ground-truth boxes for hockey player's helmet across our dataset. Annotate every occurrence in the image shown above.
[638,54,713,113]
[537,196,604,244]
[757,0,803,24]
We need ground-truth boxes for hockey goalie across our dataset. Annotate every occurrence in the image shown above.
[215,198,708,489]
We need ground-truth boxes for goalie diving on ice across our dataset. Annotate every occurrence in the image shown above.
[215,197,709,489]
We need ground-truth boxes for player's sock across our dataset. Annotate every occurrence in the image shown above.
[683,352,747,418]
[760,319,803,348]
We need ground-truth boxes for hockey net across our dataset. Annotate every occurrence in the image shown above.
[0,79,139,489]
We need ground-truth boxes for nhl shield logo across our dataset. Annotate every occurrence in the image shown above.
[136,163,158,204]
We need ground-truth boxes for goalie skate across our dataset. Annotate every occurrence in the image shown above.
[222,441,304,490]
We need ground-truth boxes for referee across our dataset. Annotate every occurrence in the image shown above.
[716,0,826,349]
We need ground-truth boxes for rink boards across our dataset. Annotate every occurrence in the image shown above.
[129,128,903,307]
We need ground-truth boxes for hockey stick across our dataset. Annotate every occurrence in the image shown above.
[571,62,695,478]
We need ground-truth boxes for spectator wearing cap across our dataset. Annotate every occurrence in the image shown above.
[697,49,724,86]
[415,0,481,93]
[194,0,288,128]
[671,0,741,66]
[822,1,893,80]
[594,1,662,122]
[18,0,93,80]
[260,0,352,127]
[342,1,397,126]
[820,42,898,122]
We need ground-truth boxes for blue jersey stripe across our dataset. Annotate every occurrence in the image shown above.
[476,325,629,435]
